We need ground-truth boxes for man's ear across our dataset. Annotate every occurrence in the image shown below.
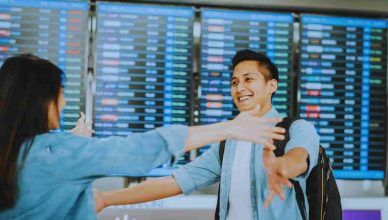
[268,79,278,94]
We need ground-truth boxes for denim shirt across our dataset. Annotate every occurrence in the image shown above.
[0,125,188,220]
[173,108,320,220]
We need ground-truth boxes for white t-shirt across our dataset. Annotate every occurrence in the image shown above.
[226,140,253,220]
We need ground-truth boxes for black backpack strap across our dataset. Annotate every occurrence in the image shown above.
[273,117,307,220]
[215,140,226,220]
[293,181,307,220]
[219,140,226,164]
[273,117,296,157]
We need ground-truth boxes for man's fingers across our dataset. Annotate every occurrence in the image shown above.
[264,190,275,208]
[276,184,286,200]
[271,179,285,200]
[284,179,293,188]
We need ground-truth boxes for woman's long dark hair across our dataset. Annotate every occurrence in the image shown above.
[0,54,64,210]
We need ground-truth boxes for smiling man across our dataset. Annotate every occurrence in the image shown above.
[94,49,320,220]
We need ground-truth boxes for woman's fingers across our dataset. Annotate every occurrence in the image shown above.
[259,117,283,124]
[271,126,286,134]
[263,142,277,150]
[269,133,285,141]
[79,112,86,122]
[72,112,94,137]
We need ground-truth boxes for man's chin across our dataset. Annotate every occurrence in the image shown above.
[236,105,255,112]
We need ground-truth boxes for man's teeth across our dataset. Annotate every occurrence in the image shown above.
[239,96,251,101]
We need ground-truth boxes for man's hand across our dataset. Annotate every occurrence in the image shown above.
[93,189,107,213]
[263,149,292,208]
[71,112,94,137]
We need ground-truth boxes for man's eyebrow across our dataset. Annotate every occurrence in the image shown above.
[231,72,259,80]
[243,72,258,76]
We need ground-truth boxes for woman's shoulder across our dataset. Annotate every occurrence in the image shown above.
[35,131,75,140]
[25,132,95,163]
[33,131,89,148]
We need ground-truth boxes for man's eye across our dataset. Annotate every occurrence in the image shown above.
[231,81,238,86]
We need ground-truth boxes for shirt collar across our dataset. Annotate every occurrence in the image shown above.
[262,106,281,118]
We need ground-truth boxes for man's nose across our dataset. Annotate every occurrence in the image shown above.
[236,82,246,92]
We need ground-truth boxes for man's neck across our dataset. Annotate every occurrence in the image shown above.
[257,104,272,117]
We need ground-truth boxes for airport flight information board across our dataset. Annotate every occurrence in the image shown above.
[0,0,89,130]
[199,9,294,125]
[94,3,194,137]
[300,15,387,179]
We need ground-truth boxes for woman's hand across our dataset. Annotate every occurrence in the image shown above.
[184,105,286,152]
[229,105,286,150]
[93,189,107,213]
[71,112,94,137]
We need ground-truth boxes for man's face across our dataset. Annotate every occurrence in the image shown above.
[231,60,276,112]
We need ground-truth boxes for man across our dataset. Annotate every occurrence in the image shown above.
[94,49,320,220]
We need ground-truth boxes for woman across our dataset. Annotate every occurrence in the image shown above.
[0,54,285,219]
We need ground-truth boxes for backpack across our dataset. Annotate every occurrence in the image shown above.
[215,117,342,220]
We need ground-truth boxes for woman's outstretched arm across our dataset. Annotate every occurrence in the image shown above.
[184,105,285,152]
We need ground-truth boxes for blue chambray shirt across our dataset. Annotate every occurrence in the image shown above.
[173,107,320,220]
[0,125,188,220]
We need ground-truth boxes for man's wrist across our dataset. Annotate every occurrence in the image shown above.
[101,192,110,207]
[276,156,290,178]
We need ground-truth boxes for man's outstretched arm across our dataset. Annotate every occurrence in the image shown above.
[94,176,180,212]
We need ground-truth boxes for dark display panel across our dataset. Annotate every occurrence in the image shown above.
[0,0,89,130]
[300,15,387,179]
[199,9,294,124]
[94,3,195,173]
[94,2,194,135]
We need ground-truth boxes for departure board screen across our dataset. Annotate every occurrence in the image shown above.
[94,3,194,137]
[0,0,89,130]
[199,9,294,125]
[300,15,387,179]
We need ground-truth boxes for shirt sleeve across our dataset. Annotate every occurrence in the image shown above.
[172,142,221,195]
[284,119,320,180]
[50,125,188,182]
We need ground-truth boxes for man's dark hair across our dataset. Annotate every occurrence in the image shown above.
[231,49,279,82]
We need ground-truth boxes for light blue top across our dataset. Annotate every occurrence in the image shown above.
[173,107,320,220]
[0,125,188,220]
